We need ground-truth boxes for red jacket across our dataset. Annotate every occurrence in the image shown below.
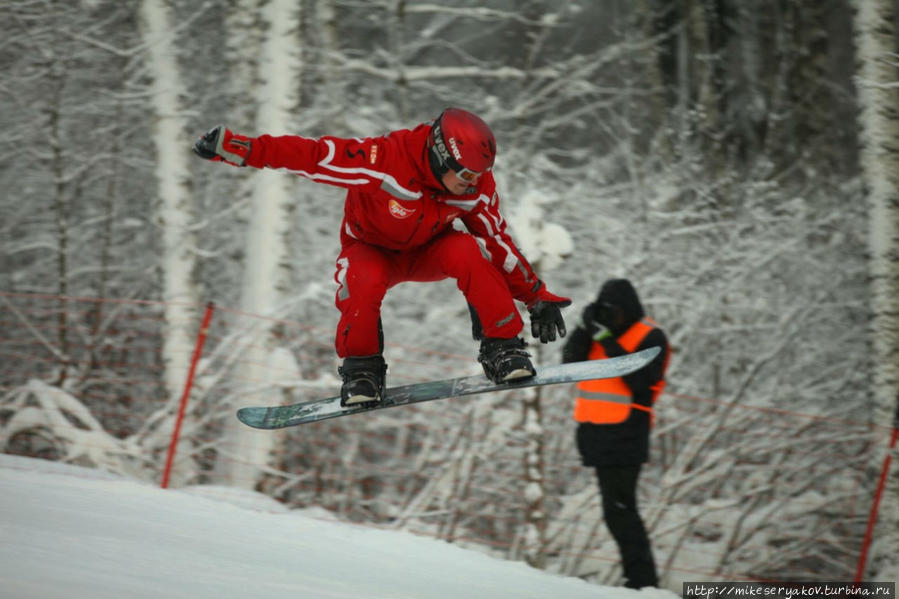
[244,123,545,305]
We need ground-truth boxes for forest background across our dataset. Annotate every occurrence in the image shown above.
[1,0,898,590]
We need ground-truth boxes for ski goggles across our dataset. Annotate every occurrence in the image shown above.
[443,151,485,182]
[452,165,483,183]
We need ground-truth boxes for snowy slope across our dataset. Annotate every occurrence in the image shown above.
[0,455,679,599]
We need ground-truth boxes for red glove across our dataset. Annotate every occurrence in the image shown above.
[526,282,572,343]
[192,125,252,166]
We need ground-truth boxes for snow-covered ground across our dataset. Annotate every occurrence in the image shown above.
[1,454,679,599]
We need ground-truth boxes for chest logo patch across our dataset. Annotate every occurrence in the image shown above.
[389,199,415,219]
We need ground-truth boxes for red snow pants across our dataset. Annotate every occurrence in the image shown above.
[333,231,523,357]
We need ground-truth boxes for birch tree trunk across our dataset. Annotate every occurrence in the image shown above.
[736,2,764,160]
[851,0,899,580]
[387,0,409,120]
[47,45,72,387]
[139,0,201,486]
[316,0,348,130]
[506,193,573,568]
[521,345,547,569]
[225,0,262,127]
[217,0,303,490]
[511,7,563,566]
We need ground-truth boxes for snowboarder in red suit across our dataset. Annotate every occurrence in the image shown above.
[194,108,571,406]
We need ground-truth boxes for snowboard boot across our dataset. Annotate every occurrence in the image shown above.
[338,355,387,407]
[477,337,536,384]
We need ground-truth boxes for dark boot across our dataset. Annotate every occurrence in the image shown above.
[477,337,535,383]
[338,355,387,406]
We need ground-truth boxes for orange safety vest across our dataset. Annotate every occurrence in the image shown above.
[573,317,667,425]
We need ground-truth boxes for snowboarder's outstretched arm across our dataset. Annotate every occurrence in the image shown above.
[193,125,387,193]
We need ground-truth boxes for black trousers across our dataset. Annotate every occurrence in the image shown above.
[594,465,658,588]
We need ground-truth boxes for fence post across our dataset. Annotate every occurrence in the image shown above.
[854,397,899,582]
[160,301,215,489]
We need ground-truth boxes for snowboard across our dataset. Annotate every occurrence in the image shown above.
[236,346,660,429]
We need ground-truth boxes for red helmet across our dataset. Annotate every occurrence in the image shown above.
[427,108,496,182]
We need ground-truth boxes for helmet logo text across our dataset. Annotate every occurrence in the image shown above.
[448,138,462,161]
[432,123,451,164]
